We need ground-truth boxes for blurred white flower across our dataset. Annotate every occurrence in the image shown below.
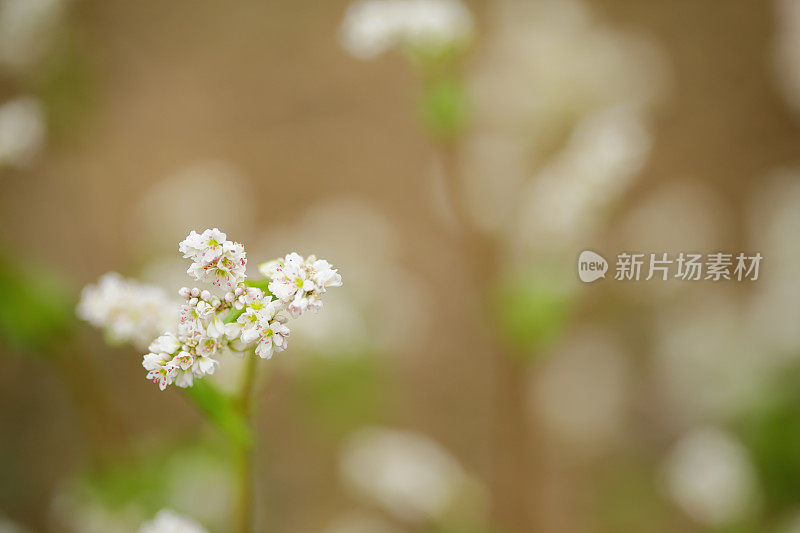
[340,0,473,59]
[513,105,651,250]
[462,0,666,245]
[340,427,464,522]
[662,427,760,527]
[0,96,46,169]
[139,509,207,533]
[0,0,65,72]
[532,329,631,452]
[652,291,766,424]
[77,272,179,350]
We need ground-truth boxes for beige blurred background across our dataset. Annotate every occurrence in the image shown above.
[2,0,800,532]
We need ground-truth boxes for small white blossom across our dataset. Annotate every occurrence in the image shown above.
[77,273,178,350]
[142,333,199,391]
[179,228,247,289]
[340,0,473,59]
[235,287,290,359]
[139,509,208,533]
[260,252,342,318]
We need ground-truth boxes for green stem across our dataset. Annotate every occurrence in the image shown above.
[232,353,258,533]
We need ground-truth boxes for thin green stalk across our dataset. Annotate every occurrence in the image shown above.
[232,353,258,533]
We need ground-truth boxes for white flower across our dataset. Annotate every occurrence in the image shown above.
[77,273,178,350]
[340,0,473,59]
[254,318,290,360]
[179,228,227,262]
[180,228,247,289]
[235,287,291,359]
[260,252,342,318]
[662,427,760,527]
[143,290,241,390]
[139,509,208,533]
[142,333,198,391]
[0,96,46,168]
[340,427,465,522]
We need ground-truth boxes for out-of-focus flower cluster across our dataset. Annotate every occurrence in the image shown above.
[340,0,473,59]
[77,273,178,350]
[339,427,467,523]
[461,0,666,256]
[79,228,342,390]
[0,0,74,170]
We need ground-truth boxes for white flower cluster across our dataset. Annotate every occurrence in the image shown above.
[78,228,341,390]
[179,228,247,289]
[259,252,343,318]
[139,509,208,533]
[138,228,341,390]
[77,272,178,350]
[340,0,473,59]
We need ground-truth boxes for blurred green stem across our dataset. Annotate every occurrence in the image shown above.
[437,140,539,532]
[233,352,258,533]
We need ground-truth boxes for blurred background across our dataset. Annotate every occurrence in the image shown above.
[2,0,800,531]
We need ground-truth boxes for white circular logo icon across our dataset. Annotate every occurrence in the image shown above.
[578,250,608,282]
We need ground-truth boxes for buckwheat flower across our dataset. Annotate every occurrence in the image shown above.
[143,333,190,391]
[234,287,291,359]
[143,330,220,390]
[139,509,208,533]
[340,0,473,59]
[180,228,247,289]
[178,228,227,262]
[77,272,178,350]
[254,317,290,360]
[260,253,342,318]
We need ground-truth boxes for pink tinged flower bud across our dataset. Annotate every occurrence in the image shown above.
[191,287,200,297]
[179,287,191,298]
[189,297,198,306]
[200,289,211,301]
[225,292,235,303]
[235,287,244,296]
